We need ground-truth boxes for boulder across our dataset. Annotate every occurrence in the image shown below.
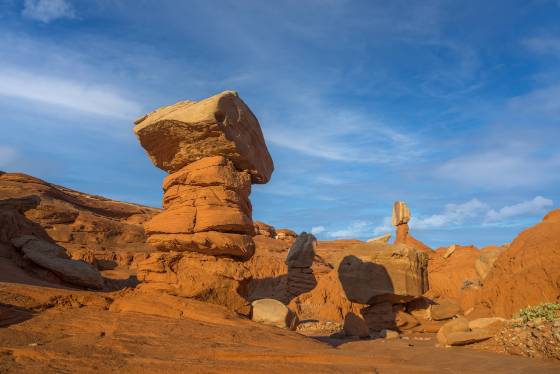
[430,299,461,321]
[337,243,429,304]
[436,317,469,345]
[11,236,104,289]
[251,299,298,330]
[445,329,494,346]
[343,312,370,338]
[468,317,505,332]
[134,91,274,183]
[285,232,316,268]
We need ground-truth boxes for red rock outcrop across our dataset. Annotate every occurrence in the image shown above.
[135,91,274,259]
[477,209,560,317]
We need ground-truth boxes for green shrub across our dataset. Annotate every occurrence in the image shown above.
[514,303,560,323]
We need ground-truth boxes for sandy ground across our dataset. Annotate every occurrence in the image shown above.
[0,281,558,374]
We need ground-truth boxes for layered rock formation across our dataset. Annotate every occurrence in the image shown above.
[134,91,274,259]
[285,232,318,299]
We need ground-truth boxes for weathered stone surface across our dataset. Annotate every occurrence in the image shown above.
[392,201,410,226]
[431,299,461,321]
[337,243,429,304]
[253,221,276,237]
[251,299,298,330]
[0,172,157,252]
[474,247,505,280]
[143,156,256,258]
[343,312,370,338]
[285,232,316,268]
[446,329,494,346]
[134,91,274,183]
[436,317,469,345]
[468,317,505,332]
[443,244,456,259]
[146,232,255,260]
[380,329,400,339]
[137,251,251,314]
[11,236,104,289]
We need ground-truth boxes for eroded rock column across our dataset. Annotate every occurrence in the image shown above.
[392,201,411,244]
[134,90,274,261]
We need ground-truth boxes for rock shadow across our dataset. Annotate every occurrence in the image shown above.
[0,303,35,328]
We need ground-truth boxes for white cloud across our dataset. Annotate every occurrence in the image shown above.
[22,0,75,23]
[0,146,18,168]
[311,226,325,235]
[436,151,560,188]
[0,67,142,120]
[373,216,392,235]
[266,103,421,164]
[411,198,488,230]
[523,37,560,58]
[328,220,372,239]
[485,196,553,223]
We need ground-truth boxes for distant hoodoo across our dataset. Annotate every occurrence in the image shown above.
[134,91,274,259]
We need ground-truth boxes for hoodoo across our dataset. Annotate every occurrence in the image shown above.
[134,91,274,260]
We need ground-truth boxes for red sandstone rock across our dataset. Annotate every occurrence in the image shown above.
[134,91,274,183]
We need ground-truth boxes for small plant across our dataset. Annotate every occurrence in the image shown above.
[514,303,560,324]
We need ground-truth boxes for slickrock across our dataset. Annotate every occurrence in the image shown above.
[251,298,298,330]
[0,172,157,254]
[135,92,274,259]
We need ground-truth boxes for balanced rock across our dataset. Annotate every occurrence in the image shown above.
[136,92,274,259]
[337,243,429,304]
[134,91,273,183]
[251,298,298,330]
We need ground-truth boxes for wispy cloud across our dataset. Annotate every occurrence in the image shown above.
[311,225,325,235]
[523,36,560,58]
[485,196,553,223]
[411,198,488,230]
[22,0,75,23]
[0,67,142,119]
[328,220,372,239]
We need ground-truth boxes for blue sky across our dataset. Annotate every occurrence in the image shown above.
[1,0,559,248]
